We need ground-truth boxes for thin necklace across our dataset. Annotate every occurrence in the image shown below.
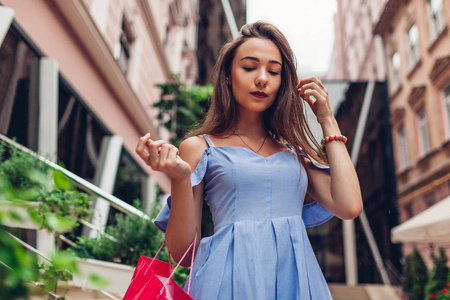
[234,133,269,154]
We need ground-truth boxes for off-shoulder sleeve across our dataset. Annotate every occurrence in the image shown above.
[300,150,334,227]
[153,148,210,232]
[302,201,334,227]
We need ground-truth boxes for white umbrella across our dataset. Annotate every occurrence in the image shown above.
[391,195,450,243]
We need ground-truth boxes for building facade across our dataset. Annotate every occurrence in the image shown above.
[374,0,450,266]
[326,0,387,81]
[0,0,199,227]
[323,0,403,284]
[196,0,246,85]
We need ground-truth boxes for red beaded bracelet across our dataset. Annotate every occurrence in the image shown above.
[321,134,348,146]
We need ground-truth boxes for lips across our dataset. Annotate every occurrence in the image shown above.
[251,91,268,98]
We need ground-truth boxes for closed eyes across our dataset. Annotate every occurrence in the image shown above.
[242,67,279,75]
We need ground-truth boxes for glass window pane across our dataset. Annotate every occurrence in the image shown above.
[430,0,442,12]
[409,25,419,44]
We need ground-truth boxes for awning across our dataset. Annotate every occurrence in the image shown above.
[391,195,450,243]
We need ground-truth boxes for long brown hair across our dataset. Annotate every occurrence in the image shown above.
[193,21,328,191]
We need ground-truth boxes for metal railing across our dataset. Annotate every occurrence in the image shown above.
[2,229,121,300]
[0,133,150,299]
[384,259,403,286]
[0,133,149,220]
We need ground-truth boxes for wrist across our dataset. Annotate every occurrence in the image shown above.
[319,117,340,136]
[171,172,191,184]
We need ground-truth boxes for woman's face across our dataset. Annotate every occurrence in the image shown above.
[229,38,282,115]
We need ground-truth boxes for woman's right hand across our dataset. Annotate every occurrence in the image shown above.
[135,133,192,180]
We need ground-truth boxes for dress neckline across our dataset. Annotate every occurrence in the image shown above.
[209,145,293,159]
[203,134,292,159]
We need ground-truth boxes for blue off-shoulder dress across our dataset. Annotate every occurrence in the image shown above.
[154,134,334,299]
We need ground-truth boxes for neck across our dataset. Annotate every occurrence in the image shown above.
[234,110,266,138]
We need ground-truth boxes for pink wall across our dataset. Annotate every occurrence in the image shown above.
[3,0,171,191]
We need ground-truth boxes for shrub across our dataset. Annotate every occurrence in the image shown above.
[426,248,450,300]
[0,140,52,198]
[403,248,428,300]
[70,203,190,287]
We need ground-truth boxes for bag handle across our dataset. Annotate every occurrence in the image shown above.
[186,234,196,294]
[160,234,197,296]
[145,240,172,275]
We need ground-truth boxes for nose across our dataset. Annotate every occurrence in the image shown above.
[255,70,268,87]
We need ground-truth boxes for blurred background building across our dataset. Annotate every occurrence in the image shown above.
[318,0,450,291]
[373,0,450,267]
[326,0,386,81]
[196,0,246,85]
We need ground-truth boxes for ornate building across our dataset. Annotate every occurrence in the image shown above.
[374,0,450,266]
[326,0,386,81]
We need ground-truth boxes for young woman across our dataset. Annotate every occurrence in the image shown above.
[136,21,362,299]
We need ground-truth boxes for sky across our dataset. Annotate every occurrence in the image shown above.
[246,0,337,77]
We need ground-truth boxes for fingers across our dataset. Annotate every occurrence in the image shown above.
[297,77,327,94]
[297,76,324,88]
[136,133,178,169]
[298,83,327,102]
[297,76,328,105]
[136,133,152,163]
[158,143,178,168]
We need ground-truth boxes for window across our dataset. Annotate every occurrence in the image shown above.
[442,84,450,139]
[425,192,435,207]
[115,19,133,74]
[391,52,401,91]
[416,106,431,156]
[428,0,445,40]
[408,24,420,68]
[397,126,409,170]
[0,29,40,149]
[402,203,413,220]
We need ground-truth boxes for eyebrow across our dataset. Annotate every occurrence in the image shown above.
[240,56,282,66]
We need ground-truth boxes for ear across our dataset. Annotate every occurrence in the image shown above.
[226,76,231,85]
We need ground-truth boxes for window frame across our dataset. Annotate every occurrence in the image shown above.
[428,0,445,40]
[415,106,432,157]
[390,51,401,92]
[396,125,410,171]
[114,18,134,74]
[440,83,450,140]
[407,24,421,69]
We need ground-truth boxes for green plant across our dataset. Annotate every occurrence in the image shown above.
[0,157,45,300]
[0,141,92,234]
[0,165,79,299]
[403,248,428,300]
[0,140,90,299]
[0,140,52,198]
[70,201,190,287]
[426,248,450,299]
[0,216,39,300]
[29,188,91,235]
[154,74,212,146]
[36,252,78,300]
[428,284,450,299]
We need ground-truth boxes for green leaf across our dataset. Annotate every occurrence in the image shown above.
[88,272,110,288]
[45,214,76,233]
[53,170,74,191]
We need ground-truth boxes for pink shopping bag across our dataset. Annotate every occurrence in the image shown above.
[123,237,196,300]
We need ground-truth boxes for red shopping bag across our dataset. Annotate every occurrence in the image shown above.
[123,238,196,300]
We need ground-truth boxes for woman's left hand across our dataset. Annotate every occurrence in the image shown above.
[297,76,334,125]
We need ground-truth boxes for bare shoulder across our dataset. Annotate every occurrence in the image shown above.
[179,136,208,171]
[179,135,208,153]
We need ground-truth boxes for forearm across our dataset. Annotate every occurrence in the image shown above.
[165,176,199,265]
[321,117,363,219]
